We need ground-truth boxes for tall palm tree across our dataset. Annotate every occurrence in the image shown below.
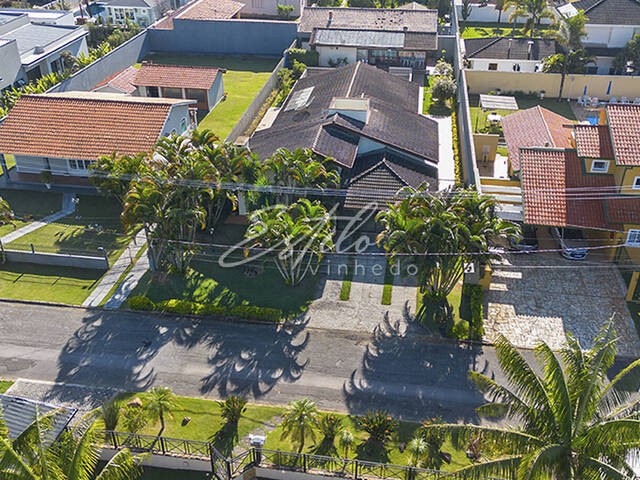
[280,398,319,453]
[0,195,15,228]
[554,11,589,100]
[0,409,143,480]
[495,0,505,24]
[422,319,640,479]
[144,387,177,436]
[505,0,554,38]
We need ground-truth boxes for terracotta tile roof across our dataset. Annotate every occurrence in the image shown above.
[520,148,615,229]
[501,106,574,172]
[606,104,640,166]
[573,124,614,159]
[153,0,243,28]
[0,93,186,161]
[606,197,640,225]
[133,63,220,90]
[92,65,138,94]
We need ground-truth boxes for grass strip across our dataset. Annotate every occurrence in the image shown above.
[381,261,393,305]
[339,255,355,301]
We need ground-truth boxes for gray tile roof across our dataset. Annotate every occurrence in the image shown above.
[567,0,640,26]
[249,63,438,166]
[0,394,76,441]
[99,0,154,7]
[464,37,560,60]
[310,28,436,50]
[299,6,437,35]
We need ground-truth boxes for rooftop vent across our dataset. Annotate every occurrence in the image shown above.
[33,45,44,54]
[328,97,370,123]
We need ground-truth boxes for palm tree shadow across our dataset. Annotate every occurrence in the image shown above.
[210,421,238,457]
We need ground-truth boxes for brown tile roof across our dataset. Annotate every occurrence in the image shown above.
[133,63,220,90]
[606,104,640,166]
[153,0,243,28]
[573,124,614,159]
[0,93,188,161]
[92,65,138,94]
[606,197,640,225]
[520,148,615,229]
[501,106,574,172]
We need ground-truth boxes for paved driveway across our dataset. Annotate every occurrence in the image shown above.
[485,252,640,356]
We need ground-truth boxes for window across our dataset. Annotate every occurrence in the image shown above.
[68,159,93,171]
[633,176,640,190]
[590,160,609,173]
[162,87,182,98]
[488,63,498,71]
[512,63,521,72]
[627,229,640,247]
[180,118,186,133]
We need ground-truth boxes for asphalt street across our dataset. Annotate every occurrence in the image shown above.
[0,301,559,422]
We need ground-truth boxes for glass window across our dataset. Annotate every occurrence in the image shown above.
[162,87,183,98]
[69,159,77,169]
[181,118,186,133]
[627,229,640,246]
[633,176,640,190]
[590,160,609,173]
[488,63,498,71]
[186,88,207,105]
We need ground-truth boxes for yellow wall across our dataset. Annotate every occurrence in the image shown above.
[615,166,640,195]
[473,133,499,164]
[465,70,640,101]
[583,158,616,175]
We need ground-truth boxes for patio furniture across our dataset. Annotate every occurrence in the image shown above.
[590,97,599,107]
[609,97,618,104]
[621,96,630,104]
[487,113,502,123]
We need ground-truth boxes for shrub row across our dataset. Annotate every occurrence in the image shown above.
[127,296,283,322]
[451,110,464,185]
[285,48,319,67]
[463,284,484,341]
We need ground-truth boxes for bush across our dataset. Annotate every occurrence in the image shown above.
[448,319,469,339]
[356,411,398,445]
[464,284,484,340]
[197,303,228,316]
[157,299,197,314]
[451,111,463,185]
[339,280,352,301]
[277,3,294,17]
[218,396,247,424]
[229,305,283,322]
[128,295,155,311]
[431,76,456,104]
[286,48,319,67]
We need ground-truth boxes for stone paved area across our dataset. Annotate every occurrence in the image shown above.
[485,252,640,356]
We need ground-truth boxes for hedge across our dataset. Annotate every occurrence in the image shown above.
[451,111,464,185]
[128,295,283,322]
[286,48,319,67]
[463,284,484,341]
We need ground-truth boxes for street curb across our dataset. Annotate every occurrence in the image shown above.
[1,297,638,360]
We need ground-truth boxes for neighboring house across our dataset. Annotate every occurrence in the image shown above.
[556,0,640,73]
[0,13,87,90]
[239,0,301,18]
[0,92,197,179]
[464,37,560,73]
[132,63,224,111]
[91,65,138,94]
[298,6,438,69]
[249,63,439,210]
[502,103,640,263]
[0,8,75,26]
[97,0,175,27]
[152,0,243,28]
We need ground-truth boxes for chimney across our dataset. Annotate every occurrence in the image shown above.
[403,25,408,32]
[527,40,534,60]
[507,38,512,59]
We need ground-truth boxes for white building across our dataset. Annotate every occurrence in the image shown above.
[98,0,173,27]
[464,37,558,73]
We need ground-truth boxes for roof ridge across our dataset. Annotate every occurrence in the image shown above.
[28,93,183,107]
[140,63,219,71]
[348,159,388,184]
[583,0,609,12]
[305,5,435,11]
[536,105,559,147]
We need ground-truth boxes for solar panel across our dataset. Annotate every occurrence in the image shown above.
[284,86,315,112]
[479,94,519,111]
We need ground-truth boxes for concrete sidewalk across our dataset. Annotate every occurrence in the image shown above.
[82,230,147,308]
[0,193,76,244]
[103,248,150,309]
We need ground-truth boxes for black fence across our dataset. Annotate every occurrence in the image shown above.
[100,430,497,480]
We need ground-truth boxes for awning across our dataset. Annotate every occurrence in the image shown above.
[479,94,519,111]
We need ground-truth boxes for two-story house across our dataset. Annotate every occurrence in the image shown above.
[97,0,175,27]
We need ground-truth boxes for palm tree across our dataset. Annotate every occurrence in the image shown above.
[505,0,554,38]
[422,319,640,479]
[407,438,428,467]
[245,199,334,286]
[376,186,518,325]
[144,387,177,436]
[280,398,319,453]
[0,195,15,228]
[338,428,355,458]
[89,152,148,204]
[554,11,589,100]
[495,0,505,24]
[0,409,143,480]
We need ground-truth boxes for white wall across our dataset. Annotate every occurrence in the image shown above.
[207,72,224,110]
[102,5,161,27]
[27,36,88,78]
[585,24,640,48]
[469,58,541,73]
[13,155,70,175]
[0,40,23,90]
[162,103,193,136]
[239,0,301,17]
[592,55,615,75]
[454,1,553,24]
[316,45,357,67]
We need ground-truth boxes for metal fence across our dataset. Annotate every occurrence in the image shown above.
[99,430,502,480]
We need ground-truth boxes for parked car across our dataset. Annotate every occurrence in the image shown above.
[510,224,538,251]
[550,227,589,260]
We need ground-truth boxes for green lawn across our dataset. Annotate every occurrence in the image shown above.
[0,220,28,237]
[417,281,471,336]
[0,262,103,304]
[5,195,135,263]
[112,393,470,470]
[144,54,279,140]
[423,75,453,116]
[469,93,577,133]
[461,22,556,39]
[0,155,15,176]
[0,189,62,220]
[0,380,14,393]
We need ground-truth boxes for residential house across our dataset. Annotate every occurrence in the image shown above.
[248,63,439,212]
[97,0,175,27]
[0,12,87,90]
[91,65,138,94]
[239,0,301,18]
[501,103,640,263]
[463,37,560,73]
[298,6,438,69]
[556,0,640,74]
[152,0,243,29]
[0,8,75,26]
[132,62,224,111]
[0,92,197,180]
